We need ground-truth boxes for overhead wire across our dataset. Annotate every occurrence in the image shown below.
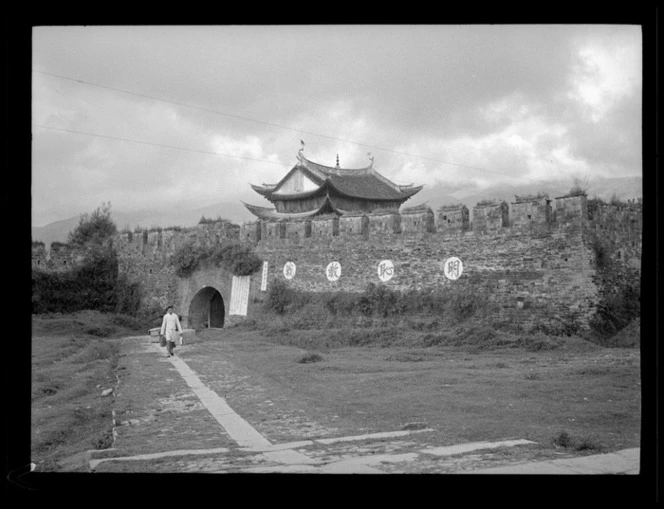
[31,124,290,167]
[33,69,547,183]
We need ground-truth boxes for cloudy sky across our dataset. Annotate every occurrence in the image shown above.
[31,25,642,227]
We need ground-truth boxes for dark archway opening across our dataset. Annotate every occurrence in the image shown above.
[188,287,225,329]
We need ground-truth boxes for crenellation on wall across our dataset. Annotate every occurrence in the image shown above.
[48,242,77,271]
[400,205,435,234]
[310,215,339,238]
[436,204,469,232]
[240,221,262,243]
[553,194,588,225]
[339,214,369,237]
[284,218,309,240]
[472,200,508,233]
[510,194,551,229]
[367,212,401,235]
[261,220,286,241]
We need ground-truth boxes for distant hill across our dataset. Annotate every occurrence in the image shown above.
[32,176,641,247]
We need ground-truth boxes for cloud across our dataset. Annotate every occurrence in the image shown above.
[31,25,643,226]
[568,32,641,123]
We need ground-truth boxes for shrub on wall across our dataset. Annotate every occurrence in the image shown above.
[262,281,488,324]
[324,291,357,316]
[198,215,239,226]
[355,283,405,317]
[213,244,263,276]
[171,241,262,278]
[445,284,491,322]
[171,243,210,278]
[587,232,640,337]
[265,280,295,314]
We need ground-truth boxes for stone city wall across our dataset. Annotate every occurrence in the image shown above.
[31,195,642,331]
[253,227,599,330]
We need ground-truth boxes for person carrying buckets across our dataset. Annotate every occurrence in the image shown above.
[160,305,182,357]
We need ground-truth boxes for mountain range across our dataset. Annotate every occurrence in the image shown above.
[32,176,642,248]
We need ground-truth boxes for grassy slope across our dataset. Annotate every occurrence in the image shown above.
[31,310,144,471]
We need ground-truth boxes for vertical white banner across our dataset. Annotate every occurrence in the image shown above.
[261,261,268,291]
[229,275,251,316]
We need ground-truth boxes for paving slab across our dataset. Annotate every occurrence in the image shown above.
[467,448,640,474]
[420,439,536,457]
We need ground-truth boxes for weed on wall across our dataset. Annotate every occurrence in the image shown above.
[586,232,640,342]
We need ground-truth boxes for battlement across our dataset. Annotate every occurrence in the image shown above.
[240,193,629,244]
[31,241,90,272]
[32,220,242,272]
[32,195,642,276]
[436,204,469,232]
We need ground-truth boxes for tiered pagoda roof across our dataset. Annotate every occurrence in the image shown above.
[244,149,423,220]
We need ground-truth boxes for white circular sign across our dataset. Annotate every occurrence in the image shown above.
[377,260,395,282]
[326,261,341,281]
[283,261,296,280]
[444,257,463,280]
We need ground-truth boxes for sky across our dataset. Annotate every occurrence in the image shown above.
[31,25,642,227]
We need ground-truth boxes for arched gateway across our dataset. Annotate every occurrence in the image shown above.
[187,286,225,329]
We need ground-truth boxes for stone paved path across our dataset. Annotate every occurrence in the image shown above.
[87,335,640,474]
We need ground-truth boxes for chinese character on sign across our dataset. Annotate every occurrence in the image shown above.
[377,260,394,282]
[326,261,341,281]
[283,261,296,280]
[444,257,463,280]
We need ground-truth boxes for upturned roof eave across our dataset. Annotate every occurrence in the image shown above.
[242,198,341,220]
[249,184,275,197]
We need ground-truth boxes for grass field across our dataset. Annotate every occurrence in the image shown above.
[31,310,144,471]
[31,310,641,472]
[200,326,642,455]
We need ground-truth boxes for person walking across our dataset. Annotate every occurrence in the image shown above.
[160,306,182,357]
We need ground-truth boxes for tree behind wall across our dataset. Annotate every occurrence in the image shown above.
[33,202,142,315]
[67,201,117,247]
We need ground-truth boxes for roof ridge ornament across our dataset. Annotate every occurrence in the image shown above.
[335,154,340,169]
[367,152,374,167]
[297,140,305,163]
